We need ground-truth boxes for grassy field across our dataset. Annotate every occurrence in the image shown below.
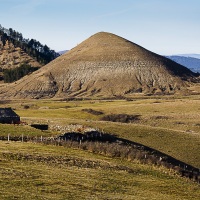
[0,141,200,200]
[0,96,200,199]
[1,96,199,168]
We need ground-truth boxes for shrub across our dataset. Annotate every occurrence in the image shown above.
[101,114,140,123]
[23,105,30,109]
[82,108,104,115]
[127,150,137,161]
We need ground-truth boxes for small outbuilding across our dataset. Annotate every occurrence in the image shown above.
[0,108,20,124]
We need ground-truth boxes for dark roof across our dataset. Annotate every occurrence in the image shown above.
[0,108,19,118]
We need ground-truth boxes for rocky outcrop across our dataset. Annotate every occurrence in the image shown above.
[0,32,199,99]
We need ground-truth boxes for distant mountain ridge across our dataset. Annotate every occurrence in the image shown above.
[166,55,200,73]
[58,50,68,55]
[175,54,200,59]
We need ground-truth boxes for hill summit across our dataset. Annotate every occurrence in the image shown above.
[0,32,199,99]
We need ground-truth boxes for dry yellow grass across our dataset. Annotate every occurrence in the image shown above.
[0,141,200,200]
[0,96,200,199]
[1,95,200,168]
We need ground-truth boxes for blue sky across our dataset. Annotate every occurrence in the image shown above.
[0,0,199,55]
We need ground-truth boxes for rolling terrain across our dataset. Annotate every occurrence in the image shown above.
[1,141,199,200]
[0,32,199,99]
[0,96,200,199]
[1,96,200,168]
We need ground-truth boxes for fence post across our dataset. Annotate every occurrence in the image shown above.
[8,134,10,142]
[22,134,24,142]
[41,136,43,142]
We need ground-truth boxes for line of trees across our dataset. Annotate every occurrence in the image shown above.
[3,64,39,83]
[0,24,59,65]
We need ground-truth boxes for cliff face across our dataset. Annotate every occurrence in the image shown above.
[0,40,42,70]
[0,32,199,99]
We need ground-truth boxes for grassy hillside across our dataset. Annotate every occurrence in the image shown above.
[0,141,199,200]
[0,26,59,66]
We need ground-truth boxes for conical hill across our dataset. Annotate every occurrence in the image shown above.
[0,32,198,99]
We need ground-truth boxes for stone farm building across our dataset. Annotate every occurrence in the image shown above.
[0,108,20,124]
